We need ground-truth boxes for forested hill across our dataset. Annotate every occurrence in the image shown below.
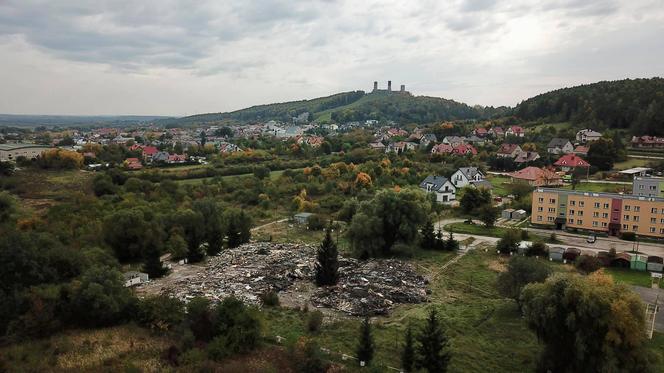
[514,78,664,135]
[159,90,509,126]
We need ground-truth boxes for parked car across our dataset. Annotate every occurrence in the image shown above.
[586,234,596,244]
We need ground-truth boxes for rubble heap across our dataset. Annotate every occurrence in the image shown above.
[159,243,316,305]
[144,242,428,316]
[311,258,428,316]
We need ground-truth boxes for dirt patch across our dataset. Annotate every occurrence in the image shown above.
[488,259,507,273]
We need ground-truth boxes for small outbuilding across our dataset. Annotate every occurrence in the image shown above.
[548,247,565,262]
[610,253,631,268]
[563,248,581,262]
[123,271,149,287]
[501,209,515,220]
[293,212,314,225]
[512,209,527,220]
[630,254,648,271]
[647,256,664,272]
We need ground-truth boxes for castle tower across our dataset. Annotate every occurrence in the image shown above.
[400,84,405,92]
[387,80,392,92]
[373,81,378,91]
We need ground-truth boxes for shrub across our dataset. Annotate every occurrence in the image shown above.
[520,230,530,240]
[526,241,547,257]
[137,295,185,331]
[307,310,324,333]
[575,255,602,274]
[307,214,326,231]
[260,291,280,307]
[620,232,636,241]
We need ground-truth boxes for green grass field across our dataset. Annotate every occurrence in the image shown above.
[487,175,511,196]
[604,267,654,287]
[612,158,651,171]
[562,182,631,193]
[175,168,302,185]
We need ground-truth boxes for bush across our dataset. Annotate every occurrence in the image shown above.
[526,241,547,257]
[307,214,326,231]
[620,232,636,241]
[260,291,280,307]
[137,295,185,331]
[520,230,530,240]
[575,255,602,274]
[291,337,328,373]
[307,310,324,333]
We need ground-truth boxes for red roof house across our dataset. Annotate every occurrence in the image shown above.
[124,157,143,170]
[431,143,453,154]
[497,143,523,158]
[452,144,477,156]
[510,166,562,186]
[554,154,590,171]
[506,126,525,137]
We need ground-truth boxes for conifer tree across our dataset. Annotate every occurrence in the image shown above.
[356,317,374,366]
[445,232,459,251]
[142,241,167,278]
[435,229,445,251]
[420,219,437,250]
[402,324,415,372]
[315,226,339,286]
[417,309,451,373]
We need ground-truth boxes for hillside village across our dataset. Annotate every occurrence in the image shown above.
[2,80,664,372]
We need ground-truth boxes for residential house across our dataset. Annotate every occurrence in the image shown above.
[464,135,486,146]
[152,151,170,163]
[218,142,242,153]
[386,128,408,138]
[546,138,574,154]
[450,167,487,188]
[419,175,457,203]
[496,143,523,158]
[368,142,386,152]
[554,153,590,172]
[506,126,525,137]
[573,145,589,156]
[431,143,453,155]
[419,134,437,148]
[576,129,602,143]
[514,151,541,164]
[631,136,664,149]
[124,157,143,170]
[441,136,466,147]
[140,146,159,162]
[168,154,187,164]
[452,144,477,156]
[489,126,504,137]
[385,141,417,154]
[510,166,562,186]
[473,127,488,138]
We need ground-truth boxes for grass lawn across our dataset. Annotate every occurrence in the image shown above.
[603,267,654,287]
[612,158,651,171]
[561,182,631,194]
[527,122,572,133]
[488,175,511,196]
[175,168,302,185]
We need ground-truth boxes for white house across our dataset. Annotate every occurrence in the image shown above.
[576,129,602,143]
[419,175,457,203]
[450,167,485,188]
[546,138,574,154]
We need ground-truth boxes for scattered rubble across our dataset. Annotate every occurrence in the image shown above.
[139,242,428,316]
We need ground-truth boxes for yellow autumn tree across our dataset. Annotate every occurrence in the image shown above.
[355,172,372,188]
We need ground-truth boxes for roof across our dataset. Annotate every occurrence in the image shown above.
[420,175,453,191]
[510,166,561,182]
[458,167,482,179]
[619,167,653,175]
[294,212,314,218]
[431,143,453,153]
[497,143,520,154]
[0,143,50,151]
[554,154,590,167]
[514,151,540,163]
[577,129,601,136]
[547,138,571,148]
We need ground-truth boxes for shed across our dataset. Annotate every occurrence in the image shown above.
[512,209,527,220]
[123,271,149,287]
[563,248,581,262]
[630,254,648,271]
[501,209,514,220]
[293,212,314,225]
[647,256,664,272]
[610,253,631,268]
[548,247,565,262]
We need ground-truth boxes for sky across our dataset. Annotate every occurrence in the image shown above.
[0,0,663,116]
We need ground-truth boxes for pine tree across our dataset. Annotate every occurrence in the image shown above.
[143,242,167,278]
[435,229,445,251]
[417,309,451,373]
[420,219,437,250]
[401,324,415,372]
[445,232,459,251]
[315,227,339,286]
[356,317,374,366]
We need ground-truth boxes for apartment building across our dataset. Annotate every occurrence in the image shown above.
[532,188,664,238]
[633,176,664,198]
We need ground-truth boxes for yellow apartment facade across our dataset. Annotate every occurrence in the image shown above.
[532,188,664,238]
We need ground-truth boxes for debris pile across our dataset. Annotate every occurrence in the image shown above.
[311,258,428,316]
[141,242,428,316]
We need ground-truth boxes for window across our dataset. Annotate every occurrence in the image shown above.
[624,215,630,221]
[537,207,543,212]
[578,211,584,216]
[592,221,598,227]
[577,219,583,225]
[594,202,600,208]
[579,201,585,207]
[569,209,575,215]
[537,216,543,221]
[602,213,608,218]
[634,216,640,222]
[570,200,576,206]
[650,185,656,190]
[661,218,664,224]
[549,198,556,204]
[635,206,640,212]
[569,218,574,224]
[593,212,599,217]
[661,228,664,234]
[602,222,607,227]
[623,224,629,229]
[650,227,656,233]
[548,217,555,222]
[538,197,544,203]
[651,218,657,224]
[632,225,638,231]
[624,205,631,211]
[548,208,556,213]
[652,208,658,214]
[639,185,644,189]
[603,203,609,209]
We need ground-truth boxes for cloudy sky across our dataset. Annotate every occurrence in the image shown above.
[0,0,663,116]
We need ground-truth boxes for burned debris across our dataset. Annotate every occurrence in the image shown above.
[139,242,428,316]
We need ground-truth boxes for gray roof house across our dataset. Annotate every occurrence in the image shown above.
[419,134,437,147]
[152,151,170,163]
[419,175,457,203]
[546,138,573,154]
[450,167,491,189]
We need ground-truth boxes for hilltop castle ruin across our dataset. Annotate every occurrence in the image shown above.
[372,81,410,95]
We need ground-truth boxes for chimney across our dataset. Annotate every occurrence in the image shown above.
[400,84,405,92]
[387,80,392,91]
[373,81,378,91]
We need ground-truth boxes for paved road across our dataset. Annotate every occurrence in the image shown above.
[437,218,664,257]
[628,155,664,160]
